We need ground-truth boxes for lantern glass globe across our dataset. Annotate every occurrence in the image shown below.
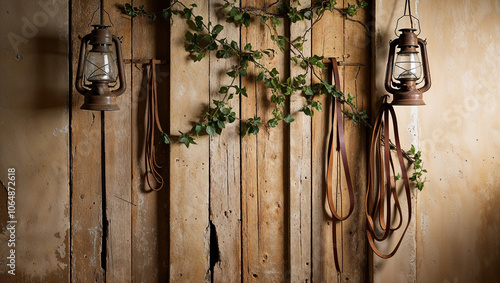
[393,52,422,80]
[85,50,117,82]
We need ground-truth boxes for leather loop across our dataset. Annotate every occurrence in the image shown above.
[145,59,166,191]
[365,98,412,258]
[326,58,355,272]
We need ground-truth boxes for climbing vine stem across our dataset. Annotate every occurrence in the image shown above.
[124,0,427,189]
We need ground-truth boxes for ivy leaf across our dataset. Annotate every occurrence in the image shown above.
[347,4,358,17]
[271,17,282,28]
[212,24,224,37]
[241,13,251,27]
[284,114,295,123]
[417,182,424,191]
[161,132,170,144]
[310,100,322,112]
[231,40,239,50]
[183,8,192,19]
[300,59,308,69]
[300,106,314,117]
[238,68,248,77]
[322,79,333,94]
[257,71,265,81]
[270,68,279,77]
[303,86,314,96]
[219,86,228,94]
[193,51,206,62]
[194,124,204,136]
[409,144,416,155]
[244,43,252,51]
[268,118,279,128]
[179,131,197,148]
[206,125,216,136]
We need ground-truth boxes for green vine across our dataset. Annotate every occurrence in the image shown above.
[395,144,428,190]
[124,0,427,189]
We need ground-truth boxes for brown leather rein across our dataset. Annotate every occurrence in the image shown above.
[365,97,412,259]
[145,59,166,191]
[326,59,412,273]
[326,58,355,273]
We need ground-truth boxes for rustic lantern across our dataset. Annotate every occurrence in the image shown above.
[75,25,126,111]
[385,1,431,105]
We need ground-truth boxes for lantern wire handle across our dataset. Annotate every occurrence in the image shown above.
[394,0,421,36]
[404,0,413,29]
[87,1,114,27]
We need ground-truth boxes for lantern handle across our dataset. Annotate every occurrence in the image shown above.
[76,34,92,95]
[417,38,431,93]
[112,35,127,97]
[394,15,421,36]
[88,6,114,27]
[394,0,421,36]
[384,38,399,94]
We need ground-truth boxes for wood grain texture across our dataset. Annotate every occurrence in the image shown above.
[241,0,287,281]
[289,0,313,281]
[340,0,370,280]
[131,0,170,281]
[169,0,211,281]
[103,0,132,281]
[208,0,242,281]
[71,0,104,281]
[311,5,344,282]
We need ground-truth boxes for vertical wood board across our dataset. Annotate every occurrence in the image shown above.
[131,0,170,281]
[71,0,104,281]
[311,6,344,282]
[169,0,210,281]
[209,0,242,281]
[289,0,313,281]
[104,0,132,281]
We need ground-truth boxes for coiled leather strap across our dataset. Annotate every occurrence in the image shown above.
[326,58,355,272]
[365,98,412,258]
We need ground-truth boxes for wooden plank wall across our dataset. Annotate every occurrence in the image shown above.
[67,0,371,282]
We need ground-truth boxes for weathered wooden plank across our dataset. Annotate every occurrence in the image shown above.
[241,0,287,281]
[103,0,132,281]
[131,0,170,281]
[289,0,313,281]
[340,0,371,281]
[208,0,242,281]
[70,0,104,281]
[169,0,210,281]
[311,4,344,282]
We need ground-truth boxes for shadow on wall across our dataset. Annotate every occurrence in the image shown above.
[30,36,68,110]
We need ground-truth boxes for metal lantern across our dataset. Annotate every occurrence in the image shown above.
[75,25,126,111]
[385,3,431,105]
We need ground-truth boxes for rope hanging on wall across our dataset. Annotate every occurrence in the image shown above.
[325,58,355,273]
[365,97,412,258]
[145,59,166,191]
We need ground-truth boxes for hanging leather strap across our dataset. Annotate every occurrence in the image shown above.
[365,97,412,258]
[145,59,165,191]
[326,58,355,273]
